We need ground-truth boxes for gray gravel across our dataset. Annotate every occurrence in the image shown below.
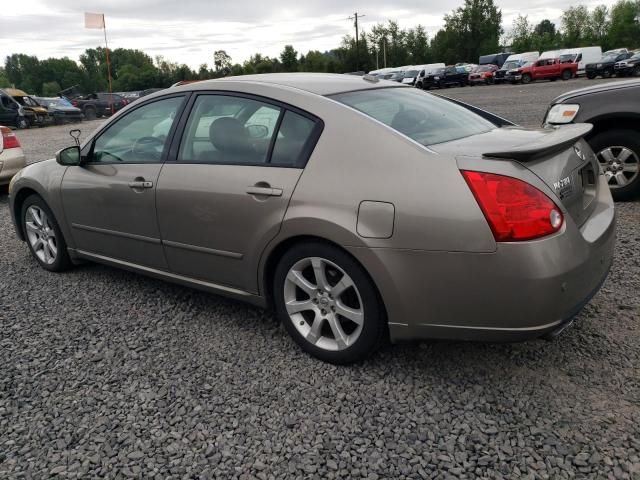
[1,81,640,479]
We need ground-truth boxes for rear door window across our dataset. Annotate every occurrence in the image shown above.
[331,87,494,146]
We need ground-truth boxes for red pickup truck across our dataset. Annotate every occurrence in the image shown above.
[507,58,578,84]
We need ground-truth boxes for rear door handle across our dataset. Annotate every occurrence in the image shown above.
[128,181,153,189]
[246,186,283,197]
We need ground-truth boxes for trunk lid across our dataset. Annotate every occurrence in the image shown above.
[431,124,600,227]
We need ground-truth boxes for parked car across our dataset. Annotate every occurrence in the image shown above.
[494,60,520,84]
[419,66,468,89]
[8,73,615,364]
[557,47,602,76]
[0,89,35,129]
[34,97,83,125]
[59,86,112,120]
[0,125,27,187]
[614,52,640,77]
[544,79,640,200]
[468,65,498,85]
[3,88,50,127]
[92,93,129,113]
[509,58,578,83]
[400,68,421,86]
[387,71,406,83]
[478,52,513,68]
[586,51,633,79]
[414,64,446,88]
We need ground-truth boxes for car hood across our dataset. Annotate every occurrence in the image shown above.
[50,106,82,113]
[550,79,640,104]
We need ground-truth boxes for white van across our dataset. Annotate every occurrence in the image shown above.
[402,64,445,85]
[539,50,562,60]
[414,63,446,88]
[504,51,540,65]
[558,47,602,75]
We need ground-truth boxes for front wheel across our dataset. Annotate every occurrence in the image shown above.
[273,242,386,364]
[21,195,72,272]
[591,129,640,201]
[521,74,532,84]
[561,69,572,80]
[602,70,612,79]
[587,72,596,79]
[633,66,640,77]
[16,116,29,129]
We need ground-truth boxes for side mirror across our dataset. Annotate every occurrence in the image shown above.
[56,146,81,166]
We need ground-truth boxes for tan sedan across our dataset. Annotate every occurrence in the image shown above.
[0,126,26,187]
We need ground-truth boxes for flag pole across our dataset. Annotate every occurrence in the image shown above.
[102,14,114,114]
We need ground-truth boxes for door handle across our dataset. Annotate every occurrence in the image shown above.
[246,186,283,197]
[128,180,153,189]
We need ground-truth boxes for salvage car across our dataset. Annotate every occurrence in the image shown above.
[614,52,640,77]
[3,88,49,127]
[419,66,468,89]
[468,65,498,85]
[586,51,633,79]
[9,74,615,364]
[0,125,27,187]
[0,90,35,129]
[544,79,640,200]
[35,97,83,125]
[509,58,578,84]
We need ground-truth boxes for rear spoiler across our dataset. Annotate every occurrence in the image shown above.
[483,123,593,161]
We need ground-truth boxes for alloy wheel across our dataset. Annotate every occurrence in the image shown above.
[283,257,364,352]
[25,205,58,264]
[597,146,640,189]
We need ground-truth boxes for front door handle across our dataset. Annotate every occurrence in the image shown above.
[246,186,283,197]
[128,180,153,189]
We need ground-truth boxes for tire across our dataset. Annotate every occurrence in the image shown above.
[84,107,96,121]
[15,116,29,129]
[273,242,387,364]
[589,129,640,201]
[633,66,640,77]
[521,74,532,84]
[561,69,572,81]
[602,70,612,79]
[587,73,596,79]
[20,195,72,272]
[54,116,64,126]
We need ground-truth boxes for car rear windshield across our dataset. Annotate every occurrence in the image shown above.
[331,87,494,146]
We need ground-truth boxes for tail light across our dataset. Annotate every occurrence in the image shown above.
[1,126,20,149]
[71,100,78,106]
[461,170,564,242]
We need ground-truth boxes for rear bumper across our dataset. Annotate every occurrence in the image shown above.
[0,149,27,185]
[348,175,616,343]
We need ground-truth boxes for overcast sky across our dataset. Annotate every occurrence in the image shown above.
[0,0,617,68]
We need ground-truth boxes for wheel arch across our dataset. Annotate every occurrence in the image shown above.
[584,114,640,140]
[260,234,389,327]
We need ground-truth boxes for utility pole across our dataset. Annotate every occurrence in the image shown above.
[347,12,365,71]
[383,38,387,68]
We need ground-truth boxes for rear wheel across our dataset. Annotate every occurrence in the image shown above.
[633,66,640,77]
[591,129,640,201]
[273,242,386,364]
[21,195,72,272]
[587,72,596,79]
[84,106,96,120]
[521,73,532,84]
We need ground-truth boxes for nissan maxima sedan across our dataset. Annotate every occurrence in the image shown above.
[9,73,615,364]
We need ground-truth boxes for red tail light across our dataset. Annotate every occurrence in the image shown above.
[1,126,20,149]
[461,170,564,242]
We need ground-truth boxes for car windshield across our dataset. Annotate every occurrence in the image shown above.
[560,54,575,62]
[433,68,445,75]
[404,70,419,77]
[601,55,617,62]
[331,88,494,146]
[502,61,518,70]
[475,66,491,72]
[630,53,640,60]
[40,98,73,107]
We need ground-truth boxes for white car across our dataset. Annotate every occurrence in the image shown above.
[0,126,26,187]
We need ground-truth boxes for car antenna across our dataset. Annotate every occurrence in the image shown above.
[69,129,81,147]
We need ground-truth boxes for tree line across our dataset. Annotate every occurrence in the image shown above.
[1,0,638,96]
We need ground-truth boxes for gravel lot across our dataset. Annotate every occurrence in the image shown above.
[1,80,639,479]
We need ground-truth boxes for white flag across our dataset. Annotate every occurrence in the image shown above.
[84,12,104,29]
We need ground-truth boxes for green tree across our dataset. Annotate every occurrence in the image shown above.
[561,6,592,46]
[0,67,9,87]
[589,5,611,46]
[280,45,299,72]
[509,15,535,52]
[607,0,640,49]
[41,81,61,96]
[213,50,232,74]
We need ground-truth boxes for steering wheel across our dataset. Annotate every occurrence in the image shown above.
[132,136,165,158]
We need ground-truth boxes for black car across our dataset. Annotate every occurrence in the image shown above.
[614,52,640,77]
[585,52,633,79]
[494,60,521,84]
[544,79,640,200]
[0,89,35,129]
[35,97,83,124]
[419,67,468,89]
[93,93,129,113]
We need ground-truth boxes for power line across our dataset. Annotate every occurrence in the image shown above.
[347,12,365,71]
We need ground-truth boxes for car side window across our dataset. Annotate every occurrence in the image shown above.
[178,95,281,165]
[91,96,183,164]
[270,111,317,167]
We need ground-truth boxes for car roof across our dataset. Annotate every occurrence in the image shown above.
[189,73,407,96]
[552,79,640,103]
